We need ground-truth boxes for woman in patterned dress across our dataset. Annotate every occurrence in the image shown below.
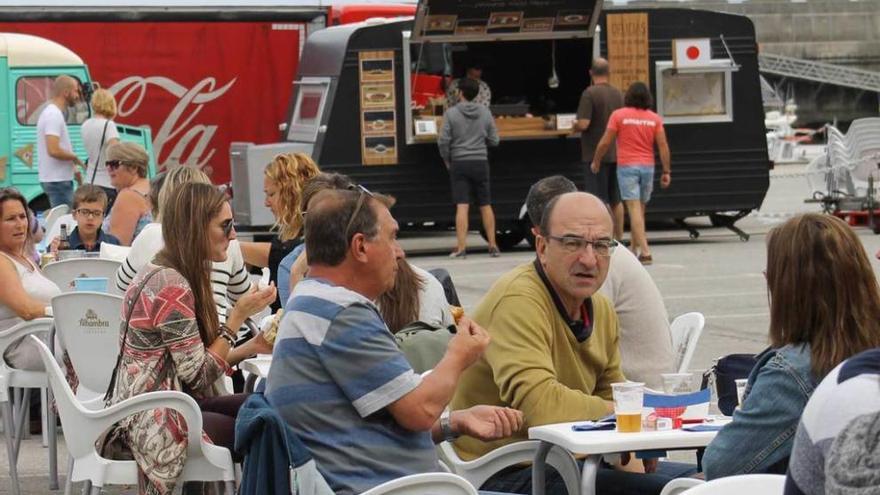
[105,182,276,494]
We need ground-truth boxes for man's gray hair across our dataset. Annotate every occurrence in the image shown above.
[526,175,577,230]
[305,189,380,267]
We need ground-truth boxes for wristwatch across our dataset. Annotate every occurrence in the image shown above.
[440,410,460,442]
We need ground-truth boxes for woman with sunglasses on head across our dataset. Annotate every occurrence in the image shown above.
[105,182,276,494]
[239,152,319,311]
[702,213,880,480]
[115,166,254,347]
[103,141,152,245]
[0,188,61,371]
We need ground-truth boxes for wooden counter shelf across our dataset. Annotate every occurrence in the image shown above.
[411,115,576,143]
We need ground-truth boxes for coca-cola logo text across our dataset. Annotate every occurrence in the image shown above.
[110,76,236,174]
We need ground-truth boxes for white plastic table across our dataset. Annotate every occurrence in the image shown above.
[529,420,730,495]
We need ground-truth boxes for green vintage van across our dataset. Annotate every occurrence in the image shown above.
[0,32,155,209]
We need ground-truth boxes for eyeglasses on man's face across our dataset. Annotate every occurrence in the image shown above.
[546,235,618,257]
[74,208,104,219]
[345,184,374,237]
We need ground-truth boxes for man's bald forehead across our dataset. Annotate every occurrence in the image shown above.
[546,192,612,231]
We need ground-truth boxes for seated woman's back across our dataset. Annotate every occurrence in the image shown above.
[702,213,880,479]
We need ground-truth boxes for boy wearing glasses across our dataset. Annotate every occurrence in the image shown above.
[50,184,120,253]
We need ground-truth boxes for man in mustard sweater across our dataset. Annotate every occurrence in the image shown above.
[451,191,692,493]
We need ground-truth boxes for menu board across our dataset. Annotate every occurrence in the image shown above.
[411,0,601,42]
[359,51,398,166]
[606,13,650,93]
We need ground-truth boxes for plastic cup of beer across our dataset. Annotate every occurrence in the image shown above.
[612,382,645,433]
[661,373,694,395]
[735,379,749,407]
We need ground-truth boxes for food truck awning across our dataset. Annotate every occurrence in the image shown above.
[410,0,601,43]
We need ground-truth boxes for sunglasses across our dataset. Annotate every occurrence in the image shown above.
[344,184,375,238]
[221,218,235,238]
[105,160,126,170]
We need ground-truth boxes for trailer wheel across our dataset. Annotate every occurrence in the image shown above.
[480,222,526,251]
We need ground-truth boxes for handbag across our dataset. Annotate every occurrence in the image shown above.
[88,119,111,184]
[701,352,760,416]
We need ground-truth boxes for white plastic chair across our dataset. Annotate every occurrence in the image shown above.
[437,440,580,494]
[680,474,785,494]
[659,477,704,495]
[45,213,74,243]
[43,205,70,235]
[361,472,478,495]
[0,318,55,495]
[51,292,124,495]
[42,258,122,294]
[670,312,705,373]
[29,335,238,495]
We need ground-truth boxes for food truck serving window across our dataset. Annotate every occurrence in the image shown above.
[655,60,734,124]
[287,78,330,142]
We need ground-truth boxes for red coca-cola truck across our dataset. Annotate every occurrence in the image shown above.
[0,1,415,185]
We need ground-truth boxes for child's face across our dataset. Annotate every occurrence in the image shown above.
[72,200,105,235]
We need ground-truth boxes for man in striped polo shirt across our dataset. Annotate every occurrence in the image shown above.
[265,188,523,495]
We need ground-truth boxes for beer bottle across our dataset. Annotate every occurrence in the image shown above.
[58,224,71,251]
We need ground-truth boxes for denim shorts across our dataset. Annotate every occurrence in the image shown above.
[617,165,655,203]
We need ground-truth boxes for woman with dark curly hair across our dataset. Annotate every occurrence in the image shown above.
[591,81,671,265]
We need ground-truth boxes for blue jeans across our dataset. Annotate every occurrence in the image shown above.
[617,165,655,203]
[41,180,74,208]
[481,460,698,495]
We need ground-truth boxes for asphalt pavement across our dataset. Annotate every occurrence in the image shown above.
[6,163,880,494]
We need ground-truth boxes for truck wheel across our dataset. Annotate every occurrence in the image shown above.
[480,222,526,251]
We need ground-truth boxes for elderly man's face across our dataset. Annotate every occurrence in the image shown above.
[536,194,612,309]
[364,201,404,295]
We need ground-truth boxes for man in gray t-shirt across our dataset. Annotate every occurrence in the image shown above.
[575,58,624,240]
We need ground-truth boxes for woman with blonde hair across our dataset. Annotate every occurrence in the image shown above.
[703,213,880,479]
[240,152,319,311]
[81,88,121,204]
[103,141,151,245]
[105,182,275,494]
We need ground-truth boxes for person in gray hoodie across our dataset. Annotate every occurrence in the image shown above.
[438,77,500,258]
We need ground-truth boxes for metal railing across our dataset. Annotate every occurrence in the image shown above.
[759,52,880,93]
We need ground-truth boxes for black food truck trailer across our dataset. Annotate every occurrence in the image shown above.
[230,0,770,247]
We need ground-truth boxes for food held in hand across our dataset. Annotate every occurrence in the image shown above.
[450,306,465,324]
[261,309,284,346]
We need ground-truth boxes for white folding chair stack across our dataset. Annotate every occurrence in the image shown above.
[0,318,55,495]
[29,335,238,495]
[42,258,122,294]
[670,312,705,374]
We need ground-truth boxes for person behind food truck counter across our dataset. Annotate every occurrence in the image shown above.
[446,61,491,108]
[438,78,500,259]
[575,58,625,241]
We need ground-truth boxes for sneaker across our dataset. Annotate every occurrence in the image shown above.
[488,246,501,258]
[449,250,467,259]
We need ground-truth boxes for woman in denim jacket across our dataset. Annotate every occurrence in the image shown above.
[702,213,880,479]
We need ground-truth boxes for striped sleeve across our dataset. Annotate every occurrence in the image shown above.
[226,240,252,303]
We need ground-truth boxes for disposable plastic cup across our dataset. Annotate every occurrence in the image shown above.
[661,373,695,395]
[57,249,86,261]
[735,379,749,406]
[612,382,644,433]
